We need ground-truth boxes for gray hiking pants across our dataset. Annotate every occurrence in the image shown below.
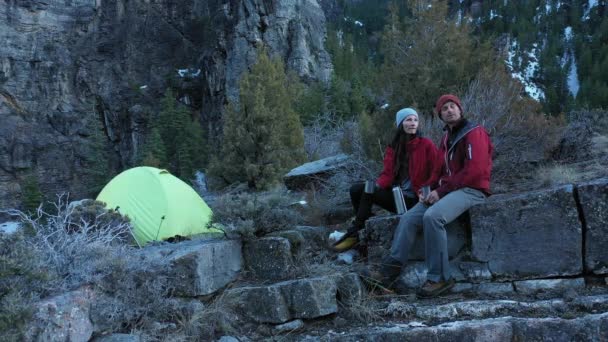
[389,187,486,282]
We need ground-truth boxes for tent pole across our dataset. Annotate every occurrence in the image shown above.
[155,215,166,241]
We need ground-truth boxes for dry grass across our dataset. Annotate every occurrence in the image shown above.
[339,293,386,323]
[173,291,241,341]
[536,164,581,186]
[592,134,608,158]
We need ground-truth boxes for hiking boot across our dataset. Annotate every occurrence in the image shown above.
[331,226,361,252]
[416,278,456,298]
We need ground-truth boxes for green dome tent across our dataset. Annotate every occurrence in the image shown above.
[97,166,218,246]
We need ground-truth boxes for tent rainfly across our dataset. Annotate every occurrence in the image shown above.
[97,166,217,246]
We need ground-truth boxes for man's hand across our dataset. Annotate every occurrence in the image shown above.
[423,190,440,204]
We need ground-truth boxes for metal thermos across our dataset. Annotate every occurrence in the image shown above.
[364,180,375,194]
[392,186,407,214]
[422,185,431,199]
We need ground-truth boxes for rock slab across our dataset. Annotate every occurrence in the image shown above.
[577,178,608,274]
[470,185,582,279]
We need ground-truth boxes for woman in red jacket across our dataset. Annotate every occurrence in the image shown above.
[333,108,438,252]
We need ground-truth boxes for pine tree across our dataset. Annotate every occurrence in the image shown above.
[379,0,490,116]
[82,115,111,194]
[158,89,190,160]
[211,48,306,190]
[176,118,206,180]
[151,89,207,179]
[21,173,42,214]
[327,76,351,119]
[139,126,167,168]
[294,81,325,124]
[349,77,367,116]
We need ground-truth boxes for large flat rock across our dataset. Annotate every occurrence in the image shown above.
[140,239,242,296]
[224,276,338,324]
[283,154,351,190]
[470,185,582,279]
[577,178,608,274]
[25,288,94,342]
[324,313,608,341]
[243,237,295,281]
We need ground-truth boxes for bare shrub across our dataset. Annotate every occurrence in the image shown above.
[461,66,565,193]
[461,65,525,137]
[209,188,304,239]
[0,231,47,341]
[2,195,135,292]
[0,195,139,340]
[1,194,242,340]
[568,109,608,136]
[536,164,581,186]
[592,134,608,158]
[303,114,351,160]
[558,109,608,163]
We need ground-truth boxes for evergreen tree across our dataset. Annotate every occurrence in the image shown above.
[148,89,207,180]
[176,118,206,180]
[379,0,490,116]
[139,126,167,168]
[21,173,42,214]
[294,81,325,124]
[327,76,351,119]
[211,48,306,190]
[158,89,190,160]
[82,115,112,194]
[349,77,367,116]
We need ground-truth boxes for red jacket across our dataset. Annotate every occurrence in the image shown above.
[376,136,438,193]
[431,120,493,198]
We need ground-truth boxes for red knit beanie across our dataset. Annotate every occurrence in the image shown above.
[435,94,463,118]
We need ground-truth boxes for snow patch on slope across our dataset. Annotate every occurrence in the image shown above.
[506,41,545,101]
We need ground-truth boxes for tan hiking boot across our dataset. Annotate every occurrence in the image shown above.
[416,278,455,298]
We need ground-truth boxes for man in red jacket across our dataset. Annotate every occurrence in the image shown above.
[376,94,493,298]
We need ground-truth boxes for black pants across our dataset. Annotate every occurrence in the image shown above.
[349,182,418,231]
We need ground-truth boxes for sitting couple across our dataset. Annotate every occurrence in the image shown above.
[333,94,494,298]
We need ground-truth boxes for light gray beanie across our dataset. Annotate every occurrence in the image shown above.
[395,107,418,127]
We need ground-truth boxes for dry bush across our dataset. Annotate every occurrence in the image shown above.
[461,66,565,193]
[592,134,608,158]
[303,116,381,222]
[559,109,608,162]
[209,188,304,239]
[3,194,135,292]
[536,164,581,187]
[0,231,47,341]
[1,195,190,339]
[0,195,139,340]
[303,114,352,160]
[568,109,608,136]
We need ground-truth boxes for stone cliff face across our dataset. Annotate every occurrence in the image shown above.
[0,0,332,208]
